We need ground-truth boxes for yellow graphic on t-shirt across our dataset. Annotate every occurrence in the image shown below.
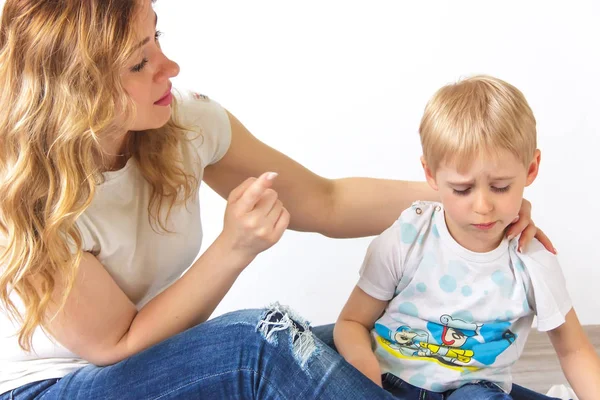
[376,335,481,372]
[419,342,474,363]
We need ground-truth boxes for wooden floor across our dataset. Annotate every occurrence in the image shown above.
[512,325,600,393]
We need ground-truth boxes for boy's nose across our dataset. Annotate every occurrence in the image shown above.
[473,190,493,214]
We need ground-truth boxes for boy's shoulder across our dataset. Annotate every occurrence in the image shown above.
[510,239,571,332]
[372,201,440,252]
[381,201,441,248]
[511,237,559,271]
[397,201,441,225]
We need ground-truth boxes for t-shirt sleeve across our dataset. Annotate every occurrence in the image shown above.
[357,203,438,301]
[357,222,404,301]
[174,90,232,169]
[518,240,572,331]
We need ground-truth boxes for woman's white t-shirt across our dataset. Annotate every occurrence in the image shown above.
[0,90,232,394]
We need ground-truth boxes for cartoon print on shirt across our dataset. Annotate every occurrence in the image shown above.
[375,314,518,371]
[419,315,479,365]
[374,323,430,357]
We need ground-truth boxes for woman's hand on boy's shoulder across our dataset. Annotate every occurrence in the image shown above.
[506,198,556,254]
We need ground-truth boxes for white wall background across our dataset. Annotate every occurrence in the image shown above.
[3,0,594,324]
[1,0,596,322]
[153,0,600,325]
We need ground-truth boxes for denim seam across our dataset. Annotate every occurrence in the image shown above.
[385,373,403,388]
[38,379,61,400]
[149,367,288,400]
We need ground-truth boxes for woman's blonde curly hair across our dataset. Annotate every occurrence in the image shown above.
[0,0,198,351]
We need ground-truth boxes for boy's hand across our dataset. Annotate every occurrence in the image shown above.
[548,309,600,399]
[335,287,389,387]
[506,198,556,254]
[348,352,384,387]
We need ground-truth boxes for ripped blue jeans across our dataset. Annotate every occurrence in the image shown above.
[1,305,394,400]
[2,305,559,400]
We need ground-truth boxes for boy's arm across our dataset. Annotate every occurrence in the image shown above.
[547,309,600,400]
[334,286,389,386]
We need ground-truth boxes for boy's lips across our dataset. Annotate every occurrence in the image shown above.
[472,222,497,230]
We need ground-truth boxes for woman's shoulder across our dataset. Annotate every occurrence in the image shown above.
[174,90,225,127]
[173,89,232,168]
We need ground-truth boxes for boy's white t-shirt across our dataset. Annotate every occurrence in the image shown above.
[358,201,572,393]
[0,90,232,395]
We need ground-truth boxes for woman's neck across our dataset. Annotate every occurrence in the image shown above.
[97,131,131,172]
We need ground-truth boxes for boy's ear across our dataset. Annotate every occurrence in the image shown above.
[525,149,541,186]
[421,156,439,191]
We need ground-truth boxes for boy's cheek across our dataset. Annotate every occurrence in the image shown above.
[498,207,521,227]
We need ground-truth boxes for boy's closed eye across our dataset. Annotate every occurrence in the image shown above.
[451,185,511,196]
[452,187,472,196]
[491,185,511,193]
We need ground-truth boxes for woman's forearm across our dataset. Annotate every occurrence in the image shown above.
[325,178,436,238]
[109,235,252,365]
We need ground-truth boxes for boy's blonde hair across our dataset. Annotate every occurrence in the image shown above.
[419,75,537,173]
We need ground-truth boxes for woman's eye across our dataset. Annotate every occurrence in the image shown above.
[130,57,149,73]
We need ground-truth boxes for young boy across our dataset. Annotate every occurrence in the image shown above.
[334,76,600,399]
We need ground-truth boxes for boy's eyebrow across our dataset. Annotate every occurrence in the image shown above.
[447,180,474,186]
[447,176,516,185]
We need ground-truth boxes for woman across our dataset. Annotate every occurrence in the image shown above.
[0,0,555,398]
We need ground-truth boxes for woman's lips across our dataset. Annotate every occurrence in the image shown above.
[154,88,173,106]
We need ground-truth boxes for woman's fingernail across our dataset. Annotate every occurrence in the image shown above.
[265,172,278,180]
[512,216,520,223]
[553,248,558,255]
[507,235,515,241]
